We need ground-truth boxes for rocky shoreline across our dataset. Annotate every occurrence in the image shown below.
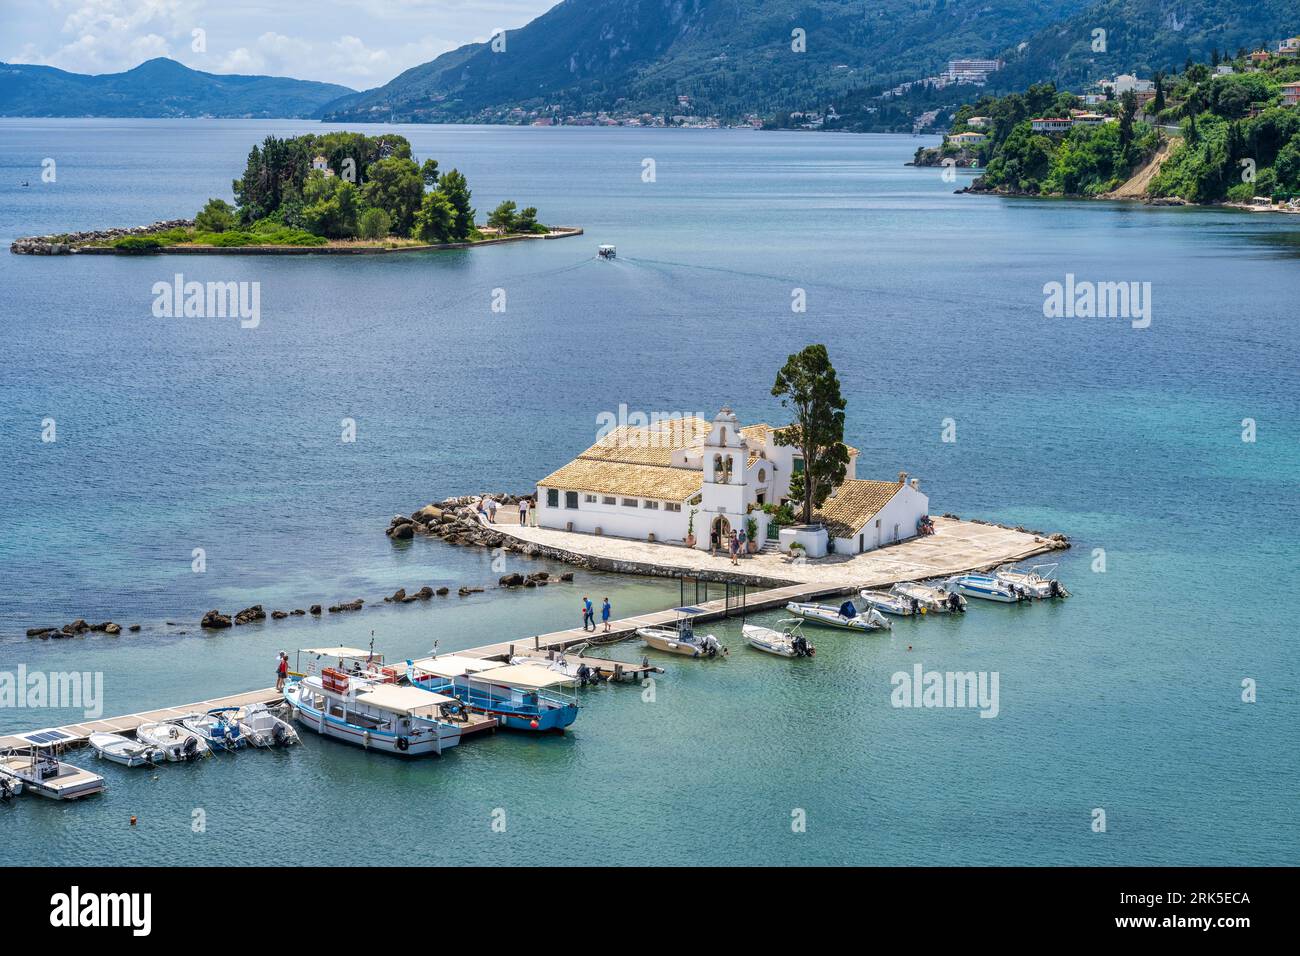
[10,219,194,255]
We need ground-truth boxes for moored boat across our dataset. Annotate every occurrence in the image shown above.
[892,580,966,613]
[743,619,815,658]
[410,657,580,732]
[638,607,726,657]
[285,668,463,756]
[945,573,1026,603]
[859,589,917,616]
[230,702,300,747]
[136,721,211,761]
[89,732,162,768]
[0,747,106,800]
[182,709,247,752]
[786,600,891,632]
[994,563,1070,599]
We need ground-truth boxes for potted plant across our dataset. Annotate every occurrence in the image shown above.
[745,516,759,553]
[684,508,698,548]
[787,541,806,562]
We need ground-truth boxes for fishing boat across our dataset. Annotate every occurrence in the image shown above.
[511,652,662,684]
[945,573,1026,603]
[294,645,398,683]
[743,619,815,658]
[88,732,162,768]
[597,244,617,259]
[229,702,300,747]
[638,607,726,657]
[892,580,966,613]
[859,589,918,616]
[409,657,580,732]
[136,721,211,761]
[182,709,247,752]
[285,668,463,756]
[994,563,1070,599]
[786,600,891,632]
[0,747,106,800]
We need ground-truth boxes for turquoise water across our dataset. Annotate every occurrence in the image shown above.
[1,120,1297,865]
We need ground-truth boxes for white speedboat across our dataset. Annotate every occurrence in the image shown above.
[0,748,106,800]
[286,669,463,756]
[0,771,20,799]
[786,600,891,632]
[859,589,917,616]
[994,563,1070,599]
[638,607,725,658]
[743,619,815,658]
[893,581,966,613]
[945,573,1026,603]
[182,710,247,751]
[230,703,300,747]
[136,721,211,761]
[89,732,162,768]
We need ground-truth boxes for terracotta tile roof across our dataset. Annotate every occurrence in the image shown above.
[538,458,704,501]
[578,418,711,467]
[742,423,859,456]
[813,479,904,537]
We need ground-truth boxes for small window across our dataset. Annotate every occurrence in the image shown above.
[583,494,597,503]
[664,502,681,512]
[793,457,805,474]
[602,496,616,505]
[688,494,702,506]
[622,498,638,508]
[546,488,559,508]
[643,500,659,510]
[758,468,766,483]
[565,491,579,509]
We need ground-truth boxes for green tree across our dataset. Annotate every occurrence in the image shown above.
[412,191,457,243]
[771,344,850,525]
[358,207,392,240]
[361,156,424,236]
[301,172,360,238]
[420,158,440,186]
[437,169,475,240]
[487,200,519,232]
[194,197,235,232]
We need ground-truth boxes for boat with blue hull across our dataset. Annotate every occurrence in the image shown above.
[409,656,580,733]
[945,573,1026,603]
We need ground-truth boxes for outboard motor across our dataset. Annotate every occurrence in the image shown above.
[182,736,198,758]
[576,663,595,686]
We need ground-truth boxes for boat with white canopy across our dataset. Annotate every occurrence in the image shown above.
[994,563,1070,599]
[786,600,891,632]
[409,657,580,732]
[637,607,725,658]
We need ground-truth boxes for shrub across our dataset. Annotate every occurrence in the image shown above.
[113,236,162,253]
[358,207,391,240]
[194,198,235,233]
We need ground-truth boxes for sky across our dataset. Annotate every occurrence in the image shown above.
[0,0,558,90]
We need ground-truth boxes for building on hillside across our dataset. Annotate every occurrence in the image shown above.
[945,131,988,146]
[1031,117,1073,133]
[966,115,990,128]
[1249,50,1272,68]
[1107,75,1155,95]
[1070,112,1108,126]
[311,155,334,177]
[1277,36,1300,58]
[1216,64,1236,76]
[1283,82,1300,107]
[535,407,930,555]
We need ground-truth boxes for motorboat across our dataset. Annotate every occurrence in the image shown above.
[860,588,918,616]
[410,657,580,732]
[136,721,211,761]
[88,732,162,768]
[182,709,247,752]
[510,652,662,684]
[285,667,463,756]
[294,645,399,683]
[892,580,966,613]
[230,702,300,747]
[0,747,106,800]
[945,573,1027,603]
[638,607,726,658]
[0,772,19,799]
[597,244,616,259]
[786,600,891,632]
[743,619,815,658]
[994,563,1070,599]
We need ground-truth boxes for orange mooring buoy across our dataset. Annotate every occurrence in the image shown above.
[130,815,137,826]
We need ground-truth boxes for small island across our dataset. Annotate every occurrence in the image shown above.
[11,131,580,255]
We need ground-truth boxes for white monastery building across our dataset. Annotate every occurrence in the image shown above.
[535,407,930,555]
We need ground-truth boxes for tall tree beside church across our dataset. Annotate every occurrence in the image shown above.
[771,344,850,525]
[437,169,475,240]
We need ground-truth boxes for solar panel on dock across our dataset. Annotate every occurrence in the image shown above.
[22,729,74,745]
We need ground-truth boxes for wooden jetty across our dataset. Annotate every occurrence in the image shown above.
[0,580,843,751]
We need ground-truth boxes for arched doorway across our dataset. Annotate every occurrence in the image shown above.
[711,515,731,549]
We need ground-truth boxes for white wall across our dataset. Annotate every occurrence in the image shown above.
[848,483,930,553]
[535,487,691,542]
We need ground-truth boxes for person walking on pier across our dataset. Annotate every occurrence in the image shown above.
[709,525,719,556]
[519,497,530,527]
[728,531,740,566]
[582,596,595,631]
[275,652,289,691]
[485,497,498,523]
[601,597,612,633]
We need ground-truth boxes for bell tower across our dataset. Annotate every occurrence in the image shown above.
[699,406,749,536]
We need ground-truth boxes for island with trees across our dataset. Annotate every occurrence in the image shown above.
[11,131,579,255]
[912,47,1300,210]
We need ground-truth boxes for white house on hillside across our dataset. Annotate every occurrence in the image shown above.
[535,407,930,555]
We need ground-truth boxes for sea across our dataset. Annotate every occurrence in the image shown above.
[0,119,1296,865]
